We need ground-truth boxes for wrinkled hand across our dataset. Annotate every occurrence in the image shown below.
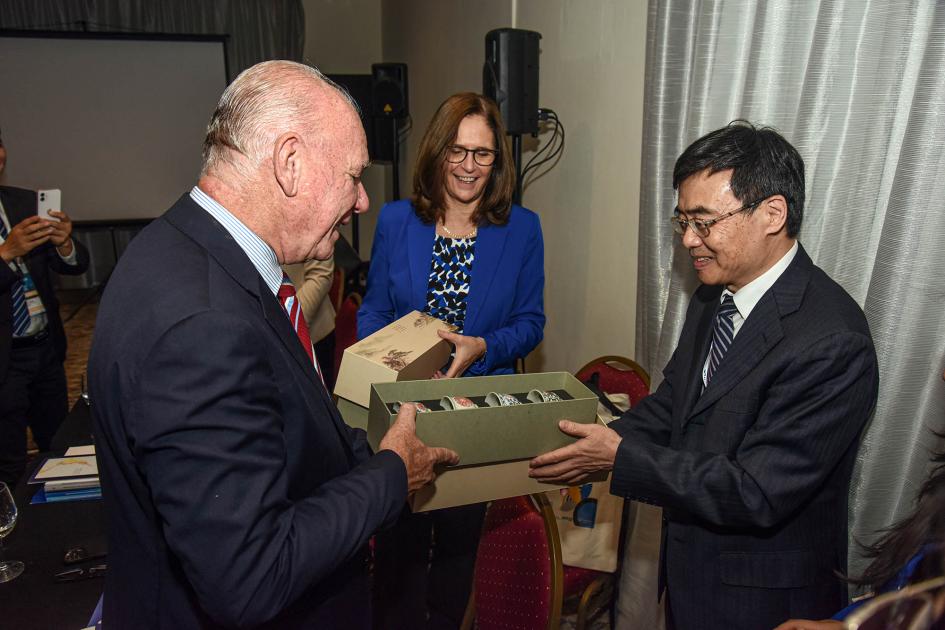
[528,420,621,485]
[379,403,460,494]
[0,215,53,262]
[47,210,75,255]
[437,330,486,379]
[771,620,842,630]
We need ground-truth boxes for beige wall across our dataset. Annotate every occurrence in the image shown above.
[302,0,385,257]
[306,0,648,372]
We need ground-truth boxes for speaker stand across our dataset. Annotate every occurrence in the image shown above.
[511,133,523,205]
[391,120,401,201]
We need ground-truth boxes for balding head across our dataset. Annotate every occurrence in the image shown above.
[201,60,357,179]
[197,60,370,265]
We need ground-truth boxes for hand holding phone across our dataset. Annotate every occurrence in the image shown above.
[37,189,62,222]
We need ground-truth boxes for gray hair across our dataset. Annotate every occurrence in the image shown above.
[200,60,357,178]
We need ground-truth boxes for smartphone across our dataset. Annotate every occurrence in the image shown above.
[37,189,62,221]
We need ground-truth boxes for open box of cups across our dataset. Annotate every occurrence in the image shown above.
[389,388,570,415]
[367,372,604,511]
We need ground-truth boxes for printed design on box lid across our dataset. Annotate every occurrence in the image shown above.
[381,349,412,371]
[413,312,457,331]
[351,332,396,359]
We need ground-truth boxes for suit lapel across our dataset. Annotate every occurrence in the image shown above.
[164,196,357,460]
[680,295,719,420]
[407,218,435,309]
[686,244,812,422]
[688,295,784,420]
[464,222,509,333]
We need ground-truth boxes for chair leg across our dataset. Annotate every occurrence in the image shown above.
[460,587,476,630]
[576,576,613,630]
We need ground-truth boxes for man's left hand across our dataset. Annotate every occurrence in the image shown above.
[529,420,621,485]
[437,330,486,378]
[47,210,75,256]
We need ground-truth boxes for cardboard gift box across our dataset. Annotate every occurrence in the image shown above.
[333,310,455,409]
[336,397,370,431]
[367,372,604,512]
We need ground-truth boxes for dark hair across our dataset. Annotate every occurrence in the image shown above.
[412,93,515,226]
[850,444,945,589]
[673,120,805,237]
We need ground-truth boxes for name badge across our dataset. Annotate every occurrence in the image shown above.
[21,274,47,318]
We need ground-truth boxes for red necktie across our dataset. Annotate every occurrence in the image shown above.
[277,274,324,386]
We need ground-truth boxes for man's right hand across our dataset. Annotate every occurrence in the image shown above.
[1,216,54,262]
[379,403,460,494]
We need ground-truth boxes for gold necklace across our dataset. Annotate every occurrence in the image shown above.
[440,223,477,239]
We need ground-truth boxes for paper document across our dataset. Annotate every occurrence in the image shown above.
[65,445,96,456]
[32,455,98,482]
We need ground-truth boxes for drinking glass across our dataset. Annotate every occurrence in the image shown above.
[0,482,25,582]
[80,372,90,406]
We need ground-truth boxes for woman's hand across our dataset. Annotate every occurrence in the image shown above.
[436,330,486,378]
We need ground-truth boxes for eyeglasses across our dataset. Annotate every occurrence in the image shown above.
[670,197,767,238]
[445,145,498,166]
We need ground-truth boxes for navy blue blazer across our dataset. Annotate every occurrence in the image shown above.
[358,199,545,376]
[89,194,407,629]
[608,245,879,629]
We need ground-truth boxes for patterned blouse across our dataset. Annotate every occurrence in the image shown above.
[424,234,477,332]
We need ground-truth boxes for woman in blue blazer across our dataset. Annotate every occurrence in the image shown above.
[360,93,545,628]
[358,95,545,378]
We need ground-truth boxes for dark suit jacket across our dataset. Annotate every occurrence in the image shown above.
[609,245,878,629]
[357,199,545,375]
[0,185,89,378]
[89,194,408,629]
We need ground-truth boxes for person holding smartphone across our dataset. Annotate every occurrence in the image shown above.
[0,126,89,487]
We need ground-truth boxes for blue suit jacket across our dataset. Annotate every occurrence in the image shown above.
[608,245,879,629]
[89,194,407,629]
[358,199,545,376]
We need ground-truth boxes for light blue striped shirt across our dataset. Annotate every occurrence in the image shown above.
[188,186,320,376]
[189,186,283,296]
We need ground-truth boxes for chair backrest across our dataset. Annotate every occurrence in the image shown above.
[333,293,362,379]
[575,355,650,407]
[328,267,345,312]
[845,576,945,630]
[466,494,564,630]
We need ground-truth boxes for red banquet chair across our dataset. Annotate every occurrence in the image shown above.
[574,354,650,408]
[464,356,651,630]
[564,355,652,628]
[461,494,564,630]
[332,292,362,381]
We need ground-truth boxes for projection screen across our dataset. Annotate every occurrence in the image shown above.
[0,32,227,221]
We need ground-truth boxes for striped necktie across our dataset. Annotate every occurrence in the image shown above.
[0,219,31,337]
[277,274,324,386]
[705,294,738,385]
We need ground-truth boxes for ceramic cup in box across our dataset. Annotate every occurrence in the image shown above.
[527,389,563,403]
[484,392,523,407]
[440,396,478,410]
[392,401,433,414]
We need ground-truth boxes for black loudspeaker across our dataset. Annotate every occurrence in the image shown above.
[326,73,380,159]
[483,28,541,135]
[371,63,409,118]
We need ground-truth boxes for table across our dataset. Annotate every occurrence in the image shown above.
[4,401,104,629]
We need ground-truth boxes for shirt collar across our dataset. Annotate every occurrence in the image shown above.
[724,240,799,319]
[189,186,283,296]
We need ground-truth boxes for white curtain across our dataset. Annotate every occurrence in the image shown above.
[625,0,945,622]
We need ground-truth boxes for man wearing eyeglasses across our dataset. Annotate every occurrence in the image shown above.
[531,120,879,629]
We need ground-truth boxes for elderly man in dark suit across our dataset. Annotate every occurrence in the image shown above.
[89,60,458,629]
[0,128,89,487]
[530,121,879,629]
